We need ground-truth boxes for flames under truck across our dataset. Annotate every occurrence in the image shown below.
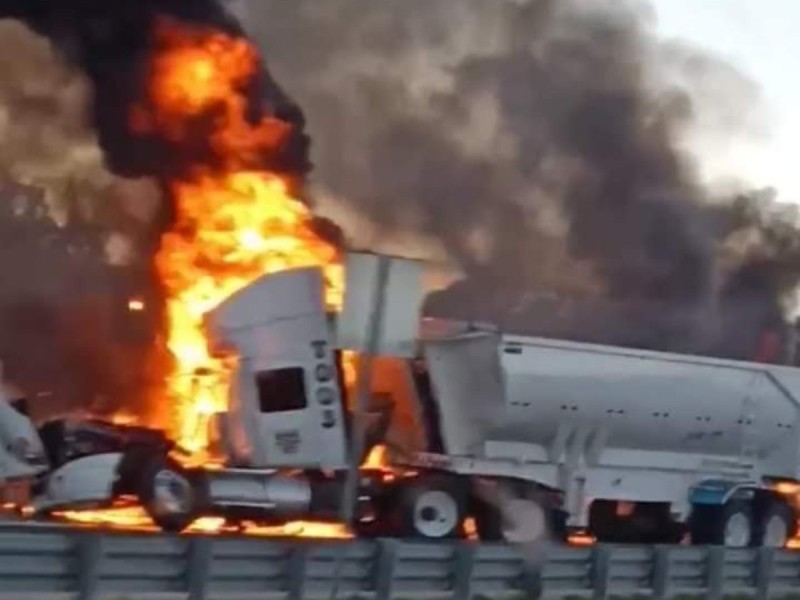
[3,251,800,547]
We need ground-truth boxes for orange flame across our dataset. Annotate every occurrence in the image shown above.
[363,444,388,469]
[52,504,350,538]
[139,19,343,453]
[51,18,362,538]
[771,482,800,548]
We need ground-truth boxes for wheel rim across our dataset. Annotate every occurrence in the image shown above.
[763,514,789,548]
[724,512,751,547]
[413,490,459,538]
[152,469,192,516]
[501,498,547,544]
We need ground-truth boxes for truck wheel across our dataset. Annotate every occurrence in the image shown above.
[754,500,795,548]
[399,476,466,540]
[690,500,753,547]
[137,456,196,533]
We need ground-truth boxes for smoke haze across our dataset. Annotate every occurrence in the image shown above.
[0,0,798,416]
[0,19,167,415]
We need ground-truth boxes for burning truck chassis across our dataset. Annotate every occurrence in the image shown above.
[0,252,558,543]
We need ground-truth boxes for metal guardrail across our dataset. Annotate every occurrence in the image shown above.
[0,524,799,600]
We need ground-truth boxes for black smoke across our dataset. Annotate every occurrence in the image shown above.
[0,0,338,415]
[239,0,799,361]
[2,0,799,366]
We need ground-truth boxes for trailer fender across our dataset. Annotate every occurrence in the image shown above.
[688,479,756,506]
[31,452,123,513]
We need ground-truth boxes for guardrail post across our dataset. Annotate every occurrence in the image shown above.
[77,533,103,600]
[287,544,308,600]
[452,542,476,600]
[706,546,725,600]
[374,538,400,600]
[755,547,774,600]
[591,545,612,600]
[187,536,213,600]
[651,545,671,600]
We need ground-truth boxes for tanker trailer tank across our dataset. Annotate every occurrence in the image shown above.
[414,326,800,548]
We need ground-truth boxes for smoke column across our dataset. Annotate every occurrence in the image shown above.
[239,0,798,360]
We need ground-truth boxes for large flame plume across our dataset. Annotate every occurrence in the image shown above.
[135,19,343,453]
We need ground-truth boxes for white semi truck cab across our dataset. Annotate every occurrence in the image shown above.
[4,251,800,548]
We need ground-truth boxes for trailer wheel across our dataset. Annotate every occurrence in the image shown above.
[754,500,795,548]
[690,500,753,547]
[399,476,466,540]
[137,456,196,533]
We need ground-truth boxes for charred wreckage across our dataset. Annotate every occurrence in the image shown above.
[1,254,800,549]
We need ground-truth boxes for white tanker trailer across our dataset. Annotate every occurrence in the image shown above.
[1,251,799,549]
[405,321,800,547]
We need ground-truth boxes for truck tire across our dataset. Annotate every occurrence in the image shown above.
[689,500,753,547]
[398,475,466,540]
[137,455,197,533]
[753,500,795,548]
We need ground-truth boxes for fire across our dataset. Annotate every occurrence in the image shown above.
[567,532,596,546]
[772,481,800,548]
[127,298,146,312]
[363,444,388,469]
[44,18,361,538]
[136,19,343,452]
[52,504,350,538]
[156,172,342,451]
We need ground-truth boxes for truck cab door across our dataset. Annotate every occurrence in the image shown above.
[206,267,348,470]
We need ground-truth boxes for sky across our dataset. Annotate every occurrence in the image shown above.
[651,0,800,203]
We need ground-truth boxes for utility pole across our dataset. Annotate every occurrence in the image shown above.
[328,251,426,599]
[328,255,390,600]
[340,255,390,526]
